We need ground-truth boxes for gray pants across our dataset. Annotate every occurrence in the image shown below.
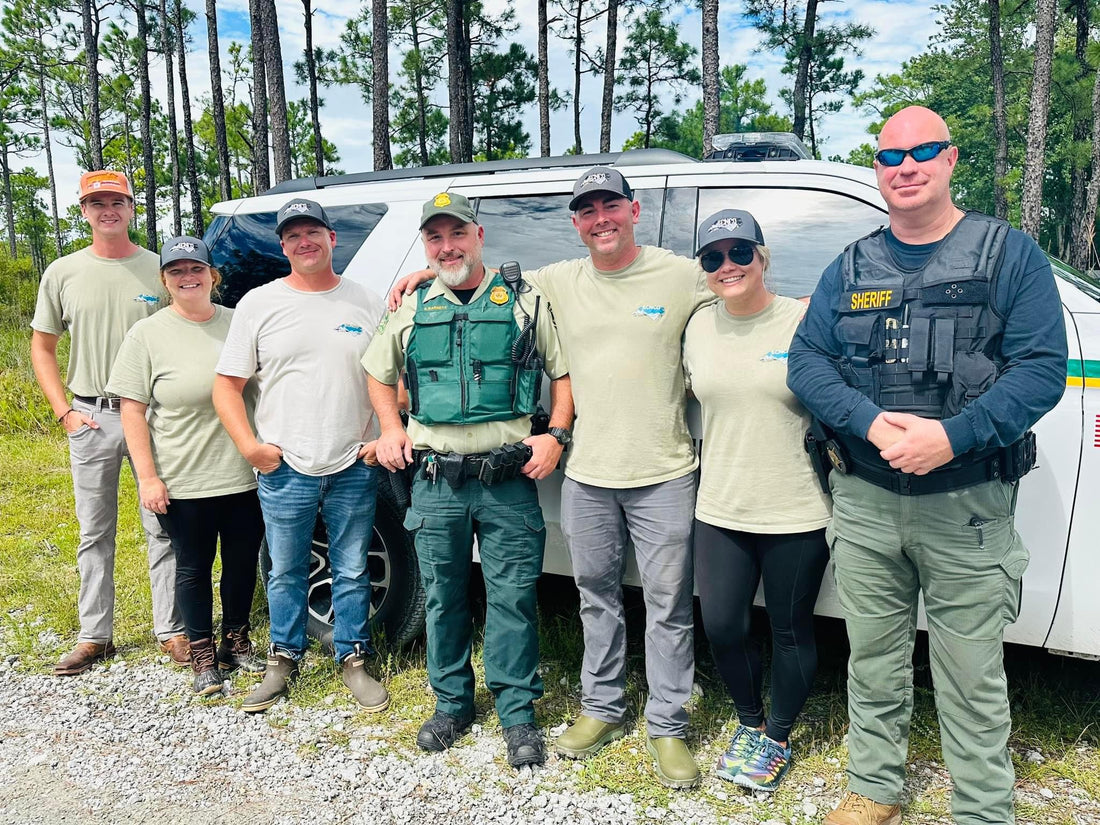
[560,474,695,738]
[69,398,182,644]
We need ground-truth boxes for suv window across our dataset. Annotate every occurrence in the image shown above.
[205,203,387,307]
[697,188,885,297]
[474,190,663,272]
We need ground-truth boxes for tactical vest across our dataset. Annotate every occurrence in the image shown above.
[405,273,540,425]
[835,212,1008,423]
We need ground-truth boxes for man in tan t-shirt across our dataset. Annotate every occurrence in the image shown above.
[30,170,187,676]
[392,168,712,789]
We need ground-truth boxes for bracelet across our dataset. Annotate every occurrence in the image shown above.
[57,408,74,423]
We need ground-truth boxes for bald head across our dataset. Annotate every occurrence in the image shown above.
[878,106,950,149]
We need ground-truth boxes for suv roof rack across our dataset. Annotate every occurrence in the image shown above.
[706,132,812,161]
[263,148,697,195]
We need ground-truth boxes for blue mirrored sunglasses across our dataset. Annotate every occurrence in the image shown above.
[874,140,952,168]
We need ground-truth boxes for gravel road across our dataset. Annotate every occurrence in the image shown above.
[1,652,1095,825]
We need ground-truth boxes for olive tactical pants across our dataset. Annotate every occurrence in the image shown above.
[404,473,546,728]
[828,473,1028,825]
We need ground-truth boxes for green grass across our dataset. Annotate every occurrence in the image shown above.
[0,306,1097,822]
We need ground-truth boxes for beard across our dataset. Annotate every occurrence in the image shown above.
[430,253,479,287]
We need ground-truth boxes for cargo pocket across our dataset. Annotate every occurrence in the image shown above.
[522,509,546,535]
[997,535,1029,626]
[402,509,425,535]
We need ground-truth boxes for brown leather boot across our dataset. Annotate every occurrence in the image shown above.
[824,792,902,825]
[159,634,191,667]
[217,624,265,674]
[53,641,116,676]
[190,637,223,696]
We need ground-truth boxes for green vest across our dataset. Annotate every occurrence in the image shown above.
[405,273,540,425]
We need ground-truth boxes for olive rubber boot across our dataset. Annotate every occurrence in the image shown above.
[241,646,298,713]
[555,714,627,758]
[190,637,223,696]
[646,736,701,789]
[341,643,390,712]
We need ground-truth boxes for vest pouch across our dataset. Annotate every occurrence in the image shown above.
[410,311,454,366]
[943,351,998,418]
[835,313,881,402]
[512,363,541,416]
[465,314,516,420]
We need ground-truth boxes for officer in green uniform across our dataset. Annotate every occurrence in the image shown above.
[364,193,573,768]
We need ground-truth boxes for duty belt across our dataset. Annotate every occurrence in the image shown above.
[807,423,1037,496]
[413,442,533,489]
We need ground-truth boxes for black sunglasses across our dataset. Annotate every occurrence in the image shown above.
[700,245,755,272]
[874,140,952,168]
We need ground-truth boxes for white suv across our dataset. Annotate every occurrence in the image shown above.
[206,147,1100,660]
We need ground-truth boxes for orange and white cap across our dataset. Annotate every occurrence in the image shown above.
[78,170,133,202]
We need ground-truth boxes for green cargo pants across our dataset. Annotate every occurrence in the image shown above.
[403,473,546,727]
[828,472,1029,825]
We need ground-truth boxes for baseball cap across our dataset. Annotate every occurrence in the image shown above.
[79,170,133,202]
[275,199,334,236]
[694,209,766,254]
[160,236,211,269]
[568,167,633,211]
[420,192,477,229]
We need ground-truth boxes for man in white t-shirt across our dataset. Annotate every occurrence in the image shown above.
[30,170,187,676]
[214,199,389,714]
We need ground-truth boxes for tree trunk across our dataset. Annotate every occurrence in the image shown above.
[572,1,582,154]
[538,0,550,156]
[1,144,16,257]
[1020,0,1057,240]
[411,14,429,165]
[372,0,392,170]
[248,0,270,193]
[1071,55,1100,271]
[791,0,818,141]
[462,11,474,159]
[1066,0,1090,259]
[175,0,204,236]
[206,0,233,201]
[701,0,719,158]
[159,0,182,235]
[600,0,618,153]
[301,0,325,176]
[446,0,472,163]
[988,0,1008,221]
[133,0,157,248]
[81,0,104,169]
[259,0,291,183]
[38,68,62,257]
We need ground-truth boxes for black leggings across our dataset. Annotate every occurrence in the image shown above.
[157,490,265,641]
[694,520,829,743]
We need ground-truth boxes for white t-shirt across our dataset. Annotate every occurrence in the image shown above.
[216,277,385,476]
[683,295,832,533]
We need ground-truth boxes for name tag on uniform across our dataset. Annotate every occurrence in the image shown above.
[843,288,902,311]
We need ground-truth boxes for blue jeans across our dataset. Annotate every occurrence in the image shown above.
[256,460,379,662]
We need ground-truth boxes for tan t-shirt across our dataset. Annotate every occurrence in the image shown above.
[31,247,167,397]
[363,274,568,454]
[683,295,831,532]
[107,306,257,498]
[526,246,712,488]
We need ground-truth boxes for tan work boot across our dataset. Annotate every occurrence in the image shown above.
[646,736,701,789]
[53,641,116,676]
[824,792,902,825]
[159,634,191,667]
[555,714,627,758]
[241,647,299,713]
[341,644,389,712]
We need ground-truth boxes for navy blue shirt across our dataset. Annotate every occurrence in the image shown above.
[787,221,1068,456]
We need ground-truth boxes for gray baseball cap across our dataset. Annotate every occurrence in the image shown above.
[160,235,211,269]
[420,192,477,229]
[694,209,766,255]
[275,198,334,236]
[569,166,634,211]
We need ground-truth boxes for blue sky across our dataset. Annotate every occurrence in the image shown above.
[46,0,943,211]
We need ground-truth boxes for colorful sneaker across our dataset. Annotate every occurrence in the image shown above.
[732,735,792,792]
[715,724,764,782]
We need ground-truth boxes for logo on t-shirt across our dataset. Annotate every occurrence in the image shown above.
[133,294,160,304]
[633,305,666,320]
[335,323,364,335]
[761,350,789,362]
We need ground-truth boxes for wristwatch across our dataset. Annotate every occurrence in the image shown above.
[548,427,573,446]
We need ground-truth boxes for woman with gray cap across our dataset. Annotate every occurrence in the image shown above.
[108,236,265,695]
[683,210,831,792]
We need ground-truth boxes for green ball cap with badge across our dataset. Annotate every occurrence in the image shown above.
[420,192,478,229]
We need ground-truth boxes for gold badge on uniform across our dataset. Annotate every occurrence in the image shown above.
[433,193,452,207]
[489,286,509,305]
